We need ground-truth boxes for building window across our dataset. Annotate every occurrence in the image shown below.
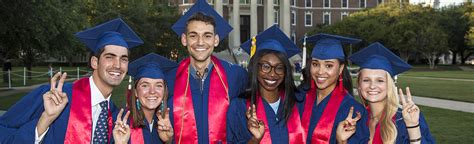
[291,11,296,26]
[360,0,366,8]
[240,0,249,4]
[291,0,295,6]
[323,12,331,25]
[291,32,296,43]
[342,0,348,8]
[305,12,312,27]
[324,0,330,8]
[274,0,279,5]
[258,0,263,4]
[182,0,192,4]
[305,0,312,7]
[341,12,348,20]
[274,9,279,24]
[223,0,229,4]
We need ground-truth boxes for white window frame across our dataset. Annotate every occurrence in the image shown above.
[323,12,331,25]
[291,10,296,26]
[305,11,313,27]
[240,0,250,4]
[258,0,263,4]
[341,12,348,20]
[305,0,312,7]
[324,0,331,8]
[341,0,348,8]
[274,0,279,5]
[291,0,296,6]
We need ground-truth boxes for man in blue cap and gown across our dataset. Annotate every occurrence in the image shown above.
[166,0,248,143]
[0,18,143,144]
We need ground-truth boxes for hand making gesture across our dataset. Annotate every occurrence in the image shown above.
[398,87,420,128]
[246,104,265,143]
[336,106,362,144]
[43,72,69,120]
[113,109,131,144]
[157,108,173,142]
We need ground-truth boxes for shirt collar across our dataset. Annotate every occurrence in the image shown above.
[90,76,111,107]
[189,63,214,79]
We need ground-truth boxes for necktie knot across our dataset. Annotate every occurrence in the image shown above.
[99,100,108,109]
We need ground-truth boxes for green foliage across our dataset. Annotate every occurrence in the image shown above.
[310,3,473,68]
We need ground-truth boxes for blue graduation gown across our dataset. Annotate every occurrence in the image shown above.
[227,97,294,143]
[164,58,248,143]
[394,109,435,144]
[110,116,163,144]
[296,89,370,144]
[0,83,118,143]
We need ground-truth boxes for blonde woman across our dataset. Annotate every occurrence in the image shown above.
[346,42,435,143]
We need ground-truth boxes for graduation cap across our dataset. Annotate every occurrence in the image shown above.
[171,0,232,41]
[349,42,412,77]
[128,53,178,81]
[305,33,361,60]
[240,25,301,57]
[75,18,144,54]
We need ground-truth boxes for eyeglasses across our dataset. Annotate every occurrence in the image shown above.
[258,63,285,75]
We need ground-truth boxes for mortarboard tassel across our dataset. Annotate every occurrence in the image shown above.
[126,76,132,108]
[250,36,257,58]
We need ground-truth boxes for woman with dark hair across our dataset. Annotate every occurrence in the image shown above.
[297,33,369,144]
[113,53,176,144]
[227,25,305,143]
[345,42,435,144]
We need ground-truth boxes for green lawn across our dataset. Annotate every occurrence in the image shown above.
[421,105,474,143]
[402,71,474,80]
[396,77,474,103]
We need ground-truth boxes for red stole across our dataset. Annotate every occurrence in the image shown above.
[246,92,305,143]
[173,56,229,144]
[310,79,347,144]
[64,77,113,143]
[301,80,317,137]
[366,107,396,144]
[130,117,145,144]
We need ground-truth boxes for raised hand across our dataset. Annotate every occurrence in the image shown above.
[43,72,69,120]
[246,104,264,143]
[398,87,420,127]
[336,106,361,144]
[113,109,131,144]
[157,108,173,142]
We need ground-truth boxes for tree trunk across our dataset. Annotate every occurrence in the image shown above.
[452,50,458,65]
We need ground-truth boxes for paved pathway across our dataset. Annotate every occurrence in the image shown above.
[412,96,474,113]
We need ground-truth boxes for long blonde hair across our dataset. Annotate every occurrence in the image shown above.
[358,71,399,143]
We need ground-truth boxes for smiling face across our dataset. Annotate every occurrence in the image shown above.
[135,78,165,111]
[310,58,344,91]
[358,69,388,103]
[257,53,285,93]
[181,20,219,63]
[91,45,129,88]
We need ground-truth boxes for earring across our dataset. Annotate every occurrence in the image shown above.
[136,99,141,111]
[160,101,165,112]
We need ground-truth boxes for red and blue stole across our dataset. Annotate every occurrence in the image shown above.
[64,77,113,143]
[246,91,305,143]
[173,56,229,144]
[302,79,347,144]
